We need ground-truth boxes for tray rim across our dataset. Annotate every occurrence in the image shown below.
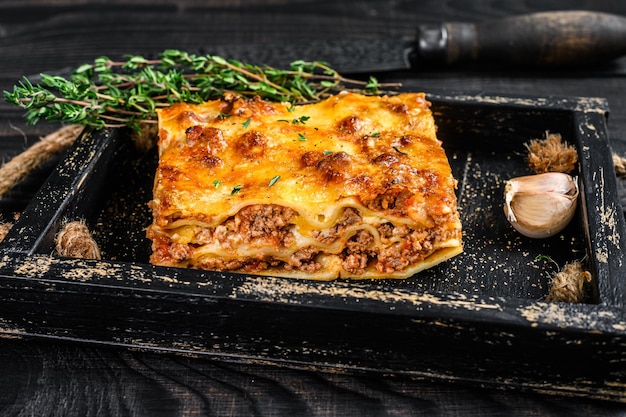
[1,90,623,316]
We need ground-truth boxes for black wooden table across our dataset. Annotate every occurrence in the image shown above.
[0,1,625,415]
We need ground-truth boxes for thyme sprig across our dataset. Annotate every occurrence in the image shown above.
[4,49,400,132]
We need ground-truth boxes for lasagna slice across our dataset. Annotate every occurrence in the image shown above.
[147,92,462,280]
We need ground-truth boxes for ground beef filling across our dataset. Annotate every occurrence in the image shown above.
[195,204,321,273]
[235,204,297,245]
[187,204,447,275]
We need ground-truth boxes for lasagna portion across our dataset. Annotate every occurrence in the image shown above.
[147,92,463,280]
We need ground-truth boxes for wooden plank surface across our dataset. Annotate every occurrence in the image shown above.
[0,1,625,415]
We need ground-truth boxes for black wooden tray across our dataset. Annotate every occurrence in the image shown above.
[1,92,625,402]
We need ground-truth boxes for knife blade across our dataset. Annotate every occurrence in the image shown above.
[204,10,626,73]
[204,37,414,74]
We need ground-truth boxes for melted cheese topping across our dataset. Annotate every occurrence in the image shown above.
[148,92,463,280]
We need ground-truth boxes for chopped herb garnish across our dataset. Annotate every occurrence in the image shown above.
[268,175,281,187]
[393,146,407,155]
[242,118,251,129]
[212,179,222,189]
[371,131,380,137]
[231,184,243,194]
[323,150,334,155]
[218,113,231,120]
[278,115,309,125]
[297,133,307,141]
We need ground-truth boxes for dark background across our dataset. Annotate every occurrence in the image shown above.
[0,1,625,415]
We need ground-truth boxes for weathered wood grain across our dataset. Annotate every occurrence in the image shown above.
[0,338,624,417]
[0,1,625,416]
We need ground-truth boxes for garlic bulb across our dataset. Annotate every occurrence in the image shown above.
[503,172,579,238]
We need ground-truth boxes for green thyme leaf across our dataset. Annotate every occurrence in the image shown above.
[280,115,310,125]
[231,184,243,194]
[268,175,281,187]
[365,76,380,92]
[393,146,407,155]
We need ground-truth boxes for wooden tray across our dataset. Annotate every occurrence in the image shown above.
[1,92,625,401]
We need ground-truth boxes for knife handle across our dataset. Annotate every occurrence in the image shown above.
[418,11,626,67]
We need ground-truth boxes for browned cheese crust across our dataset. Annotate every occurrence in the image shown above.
[147,92,463,280]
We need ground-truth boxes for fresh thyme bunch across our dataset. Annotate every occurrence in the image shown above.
[4,49,390,132]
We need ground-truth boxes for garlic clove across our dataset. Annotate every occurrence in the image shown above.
[503,172,578,239]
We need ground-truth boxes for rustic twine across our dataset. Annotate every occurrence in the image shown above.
[55,220,101,260]
[546,261,592,303]
[525,131,578,174]
[0,124,83,197]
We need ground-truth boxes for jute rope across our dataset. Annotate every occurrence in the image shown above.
[526,132,578,174]
[54,220,101,260]
[546,261,592,303]
[0,124,83,197]
[0,218,101,259]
